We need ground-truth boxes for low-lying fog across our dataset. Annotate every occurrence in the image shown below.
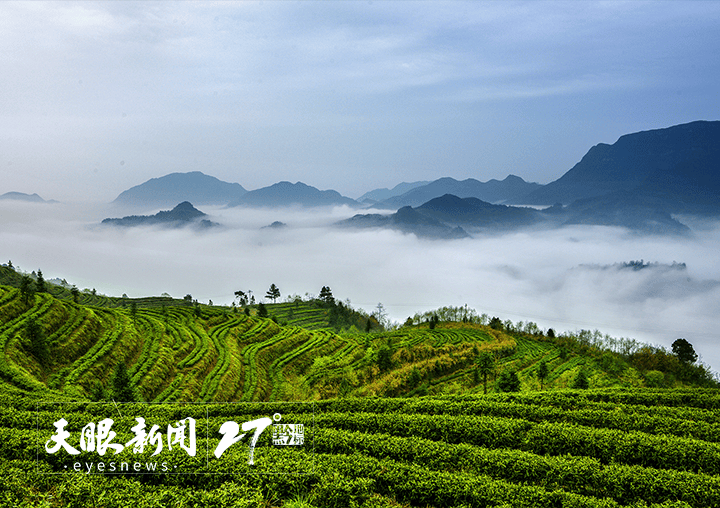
[3,200,720,373]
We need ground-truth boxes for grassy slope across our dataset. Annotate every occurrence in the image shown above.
[3,386,720,507]
[2,266,720,507]
[0,280,707,404]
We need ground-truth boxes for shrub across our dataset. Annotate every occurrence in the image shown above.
[497,370,520,392]
[644,370,665,388]
[572,369,590,390]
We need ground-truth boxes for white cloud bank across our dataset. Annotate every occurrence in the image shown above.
[2,200,719,372]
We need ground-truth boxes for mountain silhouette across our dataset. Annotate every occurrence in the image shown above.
[357,181,430,204]
[338,204,469,240]
[375,175,542,209]
[519,120,720,209]
[0,192,48,203]
[228,181,358,208]
[113,171,246,208]
[417,194,543,229]
[102,201,217,229]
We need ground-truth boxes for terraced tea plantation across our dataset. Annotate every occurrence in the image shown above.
[1,281,719,507]
[0,285,529,402]
[2,387,720,507]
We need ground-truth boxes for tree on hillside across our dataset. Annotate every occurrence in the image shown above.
[266,284,281,303]
[475,352,496,394]
[257,302,269,318]
[7,260,13,269]
[408,366,423,388]
[672,338,698,364]
[537,361,549,390]
[36,269,46,293]
[19,275,35,306]
[112,362,138,402]
[644,370,665,388]
[489,317,503,331]
[377,346,393,372]
[129,301,137,323]
[373,303,388,329]
[70,286,80,303]
[319,286,335,306]
[572,369,589,390]
[234,290,248,306]
[558,347,569,361]
[25,318,48,364]
[497,370,520,392]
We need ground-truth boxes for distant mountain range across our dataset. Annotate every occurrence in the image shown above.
[357,181,430,204]
[340,120,720,237]
[516,120,720,212]
[227,181,358,208]
[337,203,470,240]
[93,119,720,236]
[370,175,543,209]
[112,171,247,209]
[102,201,217,229]
[338,191,689,239]
[337,194,544,239]
[111,174,358,210]
[110,172,541,211]
[0,192,56,203]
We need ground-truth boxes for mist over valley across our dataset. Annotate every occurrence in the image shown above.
[4,3,720,505]
[3,193,719,372]
[4,121,720,371]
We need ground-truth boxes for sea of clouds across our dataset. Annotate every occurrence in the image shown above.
[3,200,719,373]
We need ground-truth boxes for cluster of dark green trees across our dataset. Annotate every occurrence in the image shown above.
[90,363,139,403]
[24,318,48,365]
[231,284,378,332]
[234,283,282,306]
[480,312,714,389]
[19,270,45,305]
[477,337,701,392]
[14,268,83,305]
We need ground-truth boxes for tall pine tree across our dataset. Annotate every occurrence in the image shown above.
[25,318,48,364]
[475,352,495,394]
[112,362,138,402]
[266,284,281,303]
[36,269,46,293]
[19,275,35,306]
[537,361,549,390]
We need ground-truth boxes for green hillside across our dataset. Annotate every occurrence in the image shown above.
[1,264,719,507]
[3,387,720,507]
[2,280,714,404]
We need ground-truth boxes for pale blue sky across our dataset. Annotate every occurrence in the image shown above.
[2,0,719,201]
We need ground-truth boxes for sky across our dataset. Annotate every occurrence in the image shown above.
[2,0,720,202]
